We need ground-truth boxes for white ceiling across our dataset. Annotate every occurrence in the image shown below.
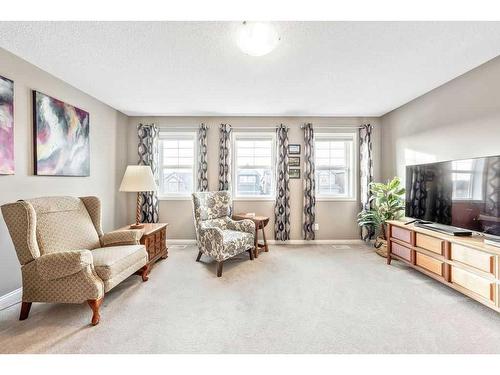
[1,21,500,117]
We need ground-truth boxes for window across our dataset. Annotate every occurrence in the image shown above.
[315,133,356,199]
[159,132,196,198]
[451,159,485,201]
[233,133,276,199]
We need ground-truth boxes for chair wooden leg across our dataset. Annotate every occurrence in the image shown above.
[19,302,32,321]
[196,251,203,262]
[248,248,254,260]
[138,264,151,282]
[216,261,223,277]
[87,298,103,326]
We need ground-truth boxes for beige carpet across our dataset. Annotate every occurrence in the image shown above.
[1,244,499,354]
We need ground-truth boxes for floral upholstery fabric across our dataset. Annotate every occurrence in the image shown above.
[1,196,148,304]
[192,191,255,262]
[221,230,254,258]
[192,191,232,220]
[226,219,255,234]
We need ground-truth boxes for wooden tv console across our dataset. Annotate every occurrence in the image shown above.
[387,220,500,313]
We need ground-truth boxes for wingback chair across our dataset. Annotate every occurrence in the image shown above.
[1,196,150,326]
[192,191,255,277]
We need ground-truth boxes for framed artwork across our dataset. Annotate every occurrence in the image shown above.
[33,91,90,176]
[0,75,14,175]
[289,168,301,179]
[289,156,300,167]
[288,144,301,154]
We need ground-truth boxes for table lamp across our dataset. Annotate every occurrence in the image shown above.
[119,165,158,229]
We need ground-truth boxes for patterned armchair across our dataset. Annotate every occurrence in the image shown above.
[1,196,150,326]
[192,191,255,277]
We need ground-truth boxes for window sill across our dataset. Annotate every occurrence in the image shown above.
[158,195,192,201]
[316,197,358,202]
[233,197,275,202]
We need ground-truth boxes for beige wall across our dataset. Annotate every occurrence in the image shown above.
[0,48,129,296]
[381,56,500,183]
[127,116,381,241]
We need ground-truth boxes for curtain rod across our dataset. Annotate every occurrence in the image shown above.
[301,125,364,129]
[231,126,277,130]
[158,125,365,130]
[159,125,203,130]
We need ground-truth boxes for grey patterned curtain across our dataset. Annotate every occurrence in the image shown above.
[485,156,500,217]
[197,123,209,191]
[138,123,159,223]
[407,166,428,219]
[218,124,232,191]
[274,124,290,241]
[483,156,500,235]
[359,124,374,240]
[303,123,315,240]
[434,167,452,225]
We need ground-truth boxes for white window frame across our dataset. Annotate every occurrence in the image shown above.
[232,131,277,201]
[451,159,485,202]
[158,131,198,200]
[314,132,358,202]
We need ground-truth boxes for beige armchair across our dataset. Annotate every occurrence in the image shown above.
[1,196,150,326]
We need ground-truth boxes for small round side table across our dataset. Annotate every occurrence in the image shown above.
[232,213,270,258]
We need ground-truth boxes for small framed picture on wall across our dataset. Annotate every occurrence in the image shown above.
[289,168,301,179]
[289,156,300,167]
[288,144,301,155]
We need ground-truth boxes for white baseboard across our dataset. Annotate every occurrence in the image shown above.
[168,239,364,245]
[266,239,365,245]
[0,288,21,311]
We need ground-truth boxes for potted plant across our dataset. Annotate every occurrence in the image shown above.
[357,177,405,257]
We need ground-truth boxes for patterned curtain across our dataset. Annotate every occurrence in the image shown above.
[485,156,500,217]
[197,123,209,191]
[359,124,374,240]
[483,156,500,235]
[137,123,159,223]
[303,123,316,240]
[218,124,232,191]
[434,167,452,225]
[407,165,428,219]
[274,124,290,241]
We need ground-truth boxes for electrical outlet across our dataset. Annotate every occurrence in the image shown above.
[314,223,319,231]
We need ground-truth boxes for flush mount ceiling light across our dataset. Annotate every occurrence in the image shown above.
[236,21,280,57]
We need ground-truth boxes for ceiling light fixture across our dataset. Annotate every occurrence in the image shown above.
[236,21,280,57]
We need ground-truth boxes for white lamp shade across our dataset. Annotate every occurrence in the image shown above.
[119,165,157,192]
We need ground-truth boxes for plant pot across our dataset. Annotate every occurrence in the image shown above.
[374,236,388,258]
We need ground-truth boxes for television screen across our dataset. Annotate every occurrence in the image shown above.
[405,155,500,237]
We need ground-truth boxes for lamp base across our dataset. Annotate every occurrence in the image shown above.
[130,223,145,229]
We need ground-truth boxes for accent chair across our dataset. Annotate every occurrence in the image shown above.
[1,196,150,326]
[192,191,255,277]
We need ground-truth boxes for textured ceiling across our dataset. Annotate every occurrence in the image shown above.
[1,21,500,116]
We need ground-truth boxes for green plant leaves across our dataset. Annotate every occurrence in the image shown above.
[358,177,405,240]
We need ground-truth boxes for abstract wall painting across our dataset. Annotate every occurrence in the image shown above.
[0,75,14,175]
[33,91,90,176]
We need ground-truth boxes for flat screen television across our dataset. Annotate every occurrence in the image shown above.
[405,155,500,238]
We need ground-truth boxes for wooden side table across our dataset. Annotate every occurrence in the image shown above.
[119,223,169,275]
[232,213,270,258]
